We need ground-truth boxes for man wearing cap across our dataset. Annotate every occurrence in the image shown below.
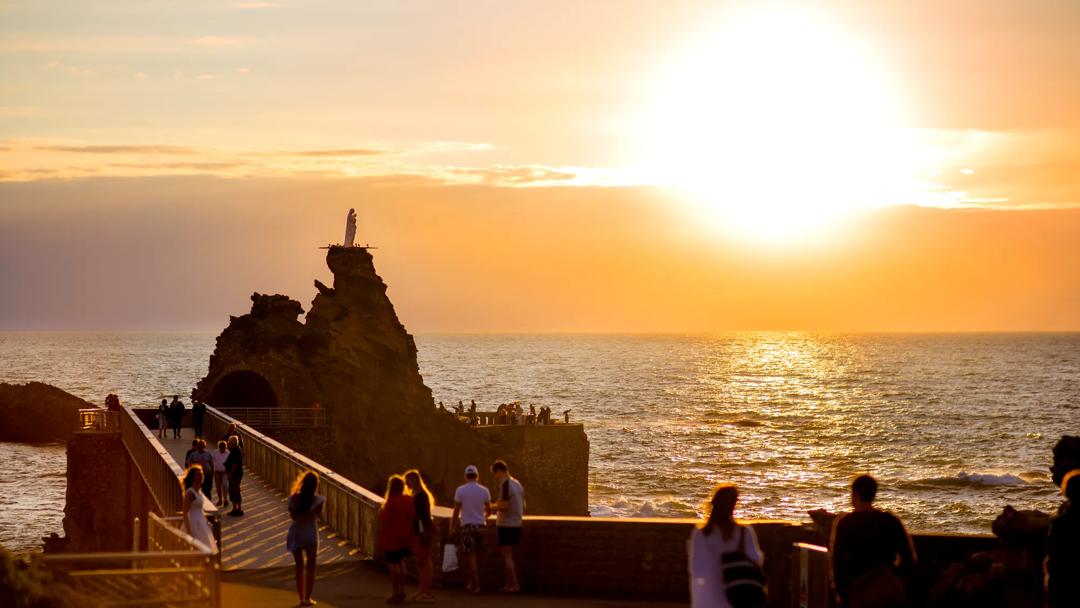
[451,464,492,594]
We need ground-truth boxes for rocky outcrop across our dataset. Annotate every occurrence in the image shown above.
[195,246,588,514]
[0,382,95,443]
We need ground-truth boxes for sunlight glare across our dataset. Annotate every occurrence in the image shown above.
[642,6,922,243]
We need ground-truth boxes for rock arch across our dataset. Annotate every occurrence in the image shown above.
[210,370,278,408]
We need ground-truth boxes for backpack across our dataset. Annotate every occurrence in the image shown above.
[720,526,767,608]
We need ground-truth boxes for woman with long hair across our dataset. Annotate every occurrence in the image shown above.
[378,475,416,605]
[180,466,217,553]
[689,483,764,608]
[286,470,324,607]
[404,469,436,603]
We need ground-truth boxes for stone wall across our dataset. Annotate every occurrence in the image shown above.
[61,431,154,552]
[472,424,589,515]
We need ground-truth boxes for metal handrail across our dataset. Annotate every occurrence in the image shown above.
[79,408,120,431]
[119,406,186,517]
[205,405,383,557]
[37,514,218,608]
[214,407,326,428]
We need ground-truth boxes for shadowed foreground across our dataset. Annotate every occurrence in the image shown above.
[222,563,685,607]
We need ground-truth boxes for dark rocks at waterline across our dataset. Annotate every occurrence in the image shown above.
[0,382,96,443]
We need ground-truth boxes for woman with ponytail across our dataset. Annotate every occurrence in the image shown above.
[286,471,323,607]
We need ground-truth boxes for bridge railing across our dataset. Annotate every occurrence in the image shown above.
[79,408,119,431]
[792,542,834,608]
[120,405,186,517]
[205,405,383,557]
[214,406,326,428]
[36,513,218,608]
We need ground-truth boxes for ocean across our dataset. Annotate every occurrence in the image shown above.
[1,332,1075,554]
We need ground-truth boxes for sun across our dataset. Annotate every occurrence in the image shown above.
[641,6,921,243]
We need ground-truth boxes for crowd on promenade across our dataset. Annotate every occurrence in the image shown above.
[177,417,248,554]
[270,467,1079,608]
[437,399,571,427]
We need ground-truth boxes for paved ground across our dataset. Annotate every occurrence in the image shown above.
[160,435,360,571]
[222,563,685,608]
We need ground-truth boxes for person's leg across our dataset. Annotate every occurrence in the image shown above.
[304,546,317,602]
[292,549,305,604]
[467,552,480,592]
[499,545,515,591]
[419,548,433,596]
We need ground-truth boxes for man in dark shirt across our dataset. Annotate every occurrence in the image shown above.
[830,475,917,608]
[191,398,206,438]
[224,436,244,516]
[169,395,185,439]
[1046,470,1080,607]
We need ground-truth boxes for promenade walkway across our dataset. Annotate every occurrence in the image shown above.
[221,563,685,607]
[160,435,360,571]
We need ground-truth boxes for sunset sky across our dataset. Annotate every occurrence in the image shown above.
[2,1,1079,332]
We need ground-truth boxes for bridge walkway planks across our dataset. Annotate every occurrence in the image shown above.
[159,435,362,571]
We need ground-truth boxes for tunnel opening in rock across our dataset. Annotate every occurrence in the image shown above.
[210,371,278,407]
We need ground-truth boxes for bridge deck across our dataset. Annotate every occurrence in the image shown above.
[160,436,361,571]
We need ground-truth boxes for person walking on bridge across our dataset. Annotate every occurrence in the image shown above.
[287,471,324,607]
[169,395,185,439]
[191,397,206,438]
[157,399,169,438]
[379,475,415,605]
[224,435,244,516]
[181,466,217,554]
[405,469,436,603]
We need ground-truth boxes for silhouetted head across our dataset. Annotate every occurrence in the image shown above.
[385,475,405,502]
[291,470,320,512]
[217,440,227,452]
[405,469,433,505]
[191,439,199,448]
[852,474,878,508]
[464,464,479,481]
[182,466,203,491]
[173,395,178,400]
[1063,469,1080,503]
[161,399,167,406]
[491,460,509,483]
[703,483,739,536]
[227,436,238,448]
[197,439,206,450]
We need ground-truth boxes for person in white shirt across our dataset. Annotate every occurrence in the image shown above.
[451,464,492,594]
[211,441,230,507]
[689,483,764,608]
[490,460,524,593]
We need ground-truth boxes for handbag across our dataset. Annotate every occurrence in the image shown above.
[721,526,767,608]
[441,543,459,573]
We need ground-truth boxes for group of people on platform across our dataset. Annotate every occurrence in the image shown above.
[436,399,570,426]
[280,460,526,606]
[157,394,207,439]
[689,472,1080,608]
[179,422,246,554]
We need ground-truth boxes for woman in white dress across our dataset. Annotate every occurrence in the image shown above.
[182,466,218,553]
[689,483,763,608]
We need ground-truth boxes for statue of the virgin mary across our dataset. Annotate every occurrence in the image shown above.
[343,208,357,247]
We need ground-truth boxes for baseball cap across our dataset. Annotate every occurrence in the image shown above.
[464,464,479,476]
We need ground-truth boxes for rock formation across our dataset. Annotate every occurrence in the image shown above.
[0,382,96,443]
[195,246,588,514]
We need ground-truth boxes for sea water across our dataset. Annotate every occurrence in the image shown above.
[1,331,1076,553]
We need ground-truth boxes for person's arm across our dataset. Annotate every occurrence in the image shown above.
[182,489,194,530]
[743,525,764,566]
[894,517,917,575]
[450,502,462,534]
[829,516,846,600]
[688,529,708,600]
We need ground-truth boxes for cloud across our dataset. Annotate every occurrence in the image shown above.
[230,1,280,8]
[448,165,577,186]
[36,145,202,155]
[284,149,384,157]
